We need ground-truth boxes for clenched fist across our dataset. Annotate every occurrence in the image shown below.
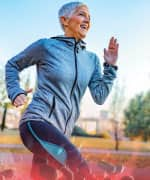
[13,88,33,107]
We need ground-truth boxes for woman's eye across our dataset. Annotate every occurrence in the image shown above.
[78,12,90,21]
[79,13,84,16]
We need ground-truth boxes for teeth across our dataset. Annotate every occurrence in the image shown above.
[80,25,87,29]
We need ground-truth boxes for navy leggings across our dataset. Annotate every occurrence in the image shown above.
[19,120,90,179]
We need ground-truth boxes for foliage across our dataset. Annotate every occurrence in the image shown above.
[72,125,89,136]
[72,125,111,138]
[124,91,150,141]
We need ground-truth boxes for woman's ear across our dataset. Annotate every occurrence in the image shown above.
[60,16,69,28]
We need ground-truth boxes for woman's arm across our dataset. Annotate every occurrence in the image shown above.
[88,37,119,105]
[5,39,44,105]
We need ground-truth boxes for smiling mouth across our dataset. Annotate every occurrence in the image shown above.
[80,24,88,30]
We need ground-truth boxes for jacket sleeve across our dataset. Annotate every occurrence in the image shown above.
[5,39,44,103]
[88,54,117,105]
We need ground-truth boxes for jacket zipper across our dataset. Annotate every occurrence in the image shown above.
[64,43,78,134]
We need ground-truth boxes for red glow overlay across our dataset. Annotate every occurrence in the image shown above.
[1,157,150,180]
[0,153,150,180]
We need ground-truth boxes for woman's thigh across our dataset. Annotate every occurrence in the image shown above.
[19,120,82,168]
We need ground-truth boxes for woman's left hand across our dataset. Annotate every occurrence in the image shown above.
[104,37,119,65]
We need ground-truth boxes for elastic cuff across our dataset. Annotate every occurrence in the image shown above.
[103,62,118,70]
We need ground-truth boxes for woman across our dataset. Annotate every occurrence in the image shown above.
[5,1,119,180]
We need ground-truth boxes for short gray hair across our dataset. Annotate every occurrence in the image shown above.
[58,1,87,30]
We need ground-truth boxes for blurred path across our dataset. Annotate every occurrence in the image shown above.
[82,148,150,156]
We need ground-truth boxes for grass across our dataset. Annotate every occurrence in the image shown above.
[0,129,21,144]
[71,136,150,152]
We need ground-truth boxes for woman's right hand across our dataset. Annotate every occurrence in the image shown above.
[13,88,33,107]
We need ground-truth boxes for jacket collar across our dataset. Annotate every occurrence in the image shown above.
[51,35,86,50]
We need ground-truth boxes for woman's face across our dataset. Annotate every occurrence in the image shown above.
[62,6,90,40]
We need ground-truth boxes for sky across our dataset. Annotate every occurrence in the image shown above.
[0,0,150,118]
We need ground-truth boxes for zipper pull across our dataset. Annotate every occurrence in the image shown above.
[76,47,79,53]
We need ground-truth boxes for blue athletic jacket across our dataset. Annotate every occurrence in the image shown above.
[5,36,117,136]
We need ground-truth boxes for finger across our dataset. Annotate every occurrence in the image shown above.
[114,43,119,54]
[114,38,117,45]
[13,101,18,107]
[25,88,33,94]
[111,37,117,45]
[111,40,118,52]
[13,98,21,106]
[109,40,118,52]
[15,104,21,108]
[21,96,27,104]
[110,36,114,42]
[104,48,109,56]
[104,48,107,54]
[14,100,24,107]
[108,37,115,49]
[14,101,25,107]
[108,37,113,46]
[20,97,27,105]
[14,101,22,107]
[104,48,109,61]
[110,36,114,44]
[17,95,26,103]
[13,95,27,106]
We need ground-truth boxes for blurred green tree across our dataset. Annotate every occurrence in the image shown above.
[124,91,150,141]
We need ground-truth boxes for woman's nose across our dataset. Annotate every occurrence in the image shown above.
[83,18,90,27]
[84,16,90,23]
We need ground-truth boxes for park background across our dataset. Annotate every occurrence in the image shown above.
[0,0,150,179]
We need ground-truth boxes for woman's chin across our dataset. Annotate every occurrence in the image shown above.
[73,33,87,41]
[78,33,87,40]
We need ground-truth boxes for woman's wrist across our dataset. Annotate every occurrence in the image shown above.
[103,62,118,70]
